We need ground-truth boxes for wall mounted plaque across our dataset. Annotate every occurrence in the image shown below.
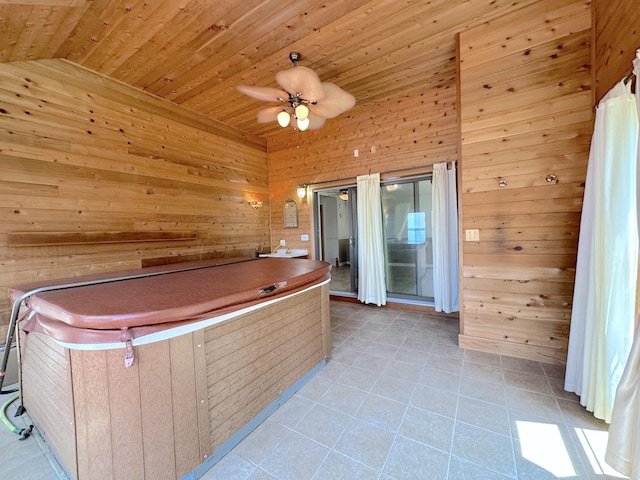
[284,199,298,228]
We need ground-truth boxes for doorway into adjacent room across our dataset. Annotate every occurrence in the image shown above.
[314,175,435,304]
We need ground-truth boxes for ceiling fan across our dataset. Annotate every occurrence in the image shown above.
[237,52,356,131]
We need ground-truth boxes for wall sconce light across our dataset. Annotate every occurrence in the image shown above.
[249,201,263,209]
[297,184,307,199]
[339,189,349,201]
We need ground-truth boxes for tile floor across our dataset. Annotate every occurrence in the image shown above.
[0,300,627,480]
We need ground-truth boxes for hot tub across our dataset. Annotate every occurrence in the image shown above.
[9,257,331,480]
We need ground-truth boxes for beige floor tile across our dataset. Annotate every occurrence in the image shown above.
[371,374,416,404]
[502,369,552,395]
[318,383,368,416]
[463,360,505,384]
[399,406,455,452]
[452,422,517,478]
[411,384,459,419]
[457,396,511,436]
[312,451,378,480]
[383,436,449,480]
[419,365,462,393]
[259,431,329,480]
[333,418,395,471]
[234,419,289,465]
[268,395,315,428]
[449,456,514,479]
[354,394,407,432]
[199,452,255,480]
[459,376,508,406]
[294,404,351,448]
[337,365,380,391]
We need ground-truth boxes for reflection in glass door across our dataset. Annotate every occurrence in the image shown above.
[381,178,434,302]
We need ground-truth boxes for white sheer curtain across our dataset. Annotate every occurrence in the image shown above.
[357,173,386,306]
[432,162,460,313]
[606,50,640,479]
[564,62,639,423]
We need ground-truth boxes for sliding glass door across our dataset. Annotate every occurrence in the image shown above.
[315,187,357,295]
[381,178,434,302]
[314,176,434,303]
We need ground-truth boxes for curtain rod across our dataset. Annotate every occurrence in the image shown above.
[307,161,455,187]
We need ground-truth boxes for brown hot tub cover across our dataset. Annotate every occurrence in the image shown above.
[9,258,331,348]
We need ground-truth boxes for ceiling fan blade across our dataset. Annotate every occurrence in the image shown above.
[237,85,288,102]
[307,113,326,130]
[275,66,326,102]
[309,83,356,119]
[256,106,288,123]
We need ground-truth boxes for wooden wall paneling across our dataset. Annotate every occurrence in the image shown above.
[169,333,204,478]
[138,341,178,480]
[35,328,221,479]
[594,0,640,101]
[321,283,331,358]
[0,58,270,339]
[460,0,591,70]
[458,0,592,364]
[19,331,77,479]
[72,350,114,479]
[205,289,324,451]
[104,348,145,480]
[192,329,211,465]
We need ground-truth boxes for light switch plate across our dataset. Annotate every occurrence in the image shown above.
[465,229,480,242]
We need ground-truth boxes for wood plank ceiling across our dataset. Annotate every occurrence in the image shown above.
[1,0,546,139]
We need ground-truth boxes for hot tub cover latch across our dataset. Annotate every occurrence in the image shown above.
[121,328,135,368]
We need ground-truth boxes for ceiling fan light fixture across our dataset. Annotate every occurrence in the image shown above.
[295,104,309,121]
[238,52,355,132]
[277,110,291,127]
[297,117,310,131]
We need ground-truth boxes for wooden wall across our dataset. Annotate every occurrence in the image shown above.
[457,0,592,364]
[593,0,640,101]
[0,59,269,339]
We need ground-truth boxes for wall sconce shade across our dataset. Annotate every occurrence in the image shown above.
[249,201,263,209]
[339,189,349,201]
[297,185,307,199]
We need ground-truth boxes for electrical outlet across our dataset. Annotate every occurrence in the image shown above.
[279,239,286,246]
[301,234,309,241]
[354,149,359,158]
[465,229,480,242]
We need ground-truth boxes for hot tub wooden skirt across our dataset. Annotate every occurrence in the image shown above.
[18,282,331,480]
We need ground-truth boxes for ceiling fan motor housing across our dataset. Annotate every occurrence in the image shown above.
[289,51,301,64]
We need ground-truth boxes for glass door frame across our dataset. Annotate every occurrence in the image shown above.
[311,173,435,305]
[380,174,434,303]
[313,185,358,296]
